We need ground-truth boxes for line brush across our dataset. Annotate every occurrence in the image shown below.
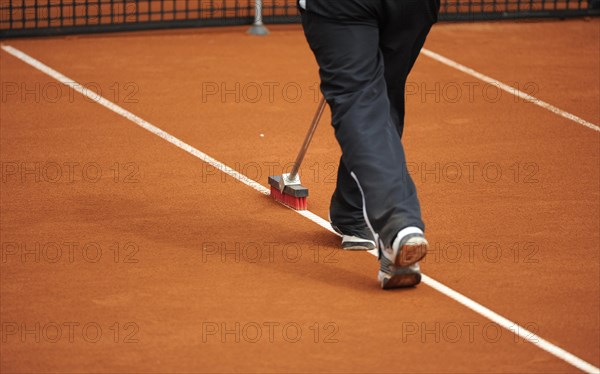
[268,96,326,210]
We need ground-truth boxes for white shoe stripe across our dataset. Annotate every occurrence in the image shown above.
[349,171,380,249]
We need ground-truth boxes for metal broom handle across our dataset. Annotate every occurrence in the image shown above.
[289,96,327,180]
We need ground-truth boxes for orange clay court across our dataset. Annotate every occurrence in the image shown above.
[0,1,599,373]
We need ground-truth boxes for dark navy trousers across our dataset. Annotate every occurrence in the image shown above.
[300,0,438,247]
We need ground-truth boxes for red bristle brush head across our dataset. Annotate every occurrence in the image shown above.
[270,185,308,211]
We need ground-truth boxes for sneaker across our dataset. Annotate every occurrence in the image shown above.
[330,223,376,251]
[378,232,428,289]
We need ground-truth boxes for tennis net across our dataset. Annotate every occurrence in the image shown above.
[1,0,598,38]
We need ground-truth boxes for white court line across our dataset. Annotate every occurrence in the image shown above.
[421,48,600,133]
[2,44,598,374]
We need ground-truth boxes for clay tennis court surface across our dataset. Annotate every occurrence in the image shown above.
[1,18,599,373]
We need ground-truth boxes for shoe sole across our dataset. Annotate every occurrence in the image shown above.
[343,245,375,251]
[342,235,376,251]
[396,240,428,267]
[379,239,428,289]
[380,267,422,289]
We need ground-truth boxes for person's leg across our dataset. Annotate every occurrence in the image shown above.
[373,0,437,288]
[329,157,376,250]
[298,1,376,251]
[302,5,423,249]
[300,2,382,251]
[380,0,438,139]
[331,0,437,245]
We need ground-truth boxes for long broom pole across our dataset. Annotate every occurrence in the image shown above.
[288,96,326,182]
[267,96,327,210]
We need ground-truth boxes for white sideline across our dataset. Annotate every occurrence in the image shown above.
[421,48,600,132]
[2,44,598,374]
